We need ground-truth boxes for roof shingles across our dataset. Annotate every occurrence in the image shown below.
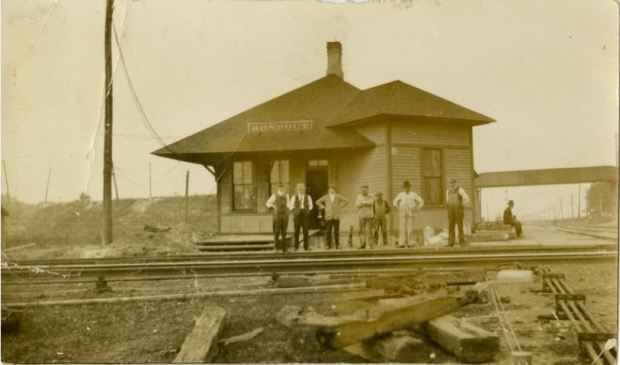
[153,76,494,164]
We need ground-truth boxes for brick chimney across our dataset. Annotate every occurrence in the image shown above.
[326,42,343,79]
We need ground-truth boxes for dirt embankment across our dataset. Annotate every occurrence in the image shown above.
[2,195,217,259]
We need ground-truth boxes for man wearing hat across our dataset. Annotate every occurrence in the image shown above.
[288,183,313,251]
[446,179,470,246]
[503,200,523,237]
[355,185,375,249]
[393,180,424,247]
[316,186,349,249]
[373,192,391,245]
[266,183,290,252]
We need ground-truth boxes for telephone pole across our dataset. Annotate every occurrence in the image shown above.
[102,0,114,244]
[2,160,10,202]
[577,184,581,219]
[44,168,51,203]
[112,167,119,200]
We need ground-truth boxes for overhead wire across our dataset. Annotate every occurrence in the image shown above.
[112,23,173,152]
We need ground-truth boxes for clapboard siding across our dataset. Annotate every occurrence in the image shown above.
[221,214,273,233]
[392,120,470,146]
[444,149,472,187]
[354,123,386,144]
[337,148,386,229]
[390,146,421,195]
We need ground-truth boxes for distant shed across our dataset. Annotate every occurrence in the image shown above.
[154,42,494,235]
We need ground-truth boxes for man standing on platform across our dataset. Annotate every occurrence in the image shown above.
[446,179,470,246]
[373,192,391,245]
[393,180,424,247]
[266,183,290,252]
[355,185,375,249]
[288,183,313,251]
[316,186,349,249]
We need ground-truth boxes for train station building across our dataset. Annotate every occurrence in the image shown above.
[154,42,494,235]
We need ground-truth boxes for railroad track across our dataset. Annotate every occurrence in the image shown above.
[6,242,617,266]
[3,244,616,281]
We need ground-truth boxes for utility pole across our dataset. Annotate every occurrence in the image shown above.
[44,168,51,203]
[2,160,10,202]
[149,162,152,199]
[112,167,119,200]
[184,171,190,222]
[570,194,574,219]
[102,0,114,244]
[577,184,581,219]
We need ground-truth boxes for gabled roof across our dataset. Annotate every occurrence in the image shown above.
[153,75,374,163]
[326,80,495,127]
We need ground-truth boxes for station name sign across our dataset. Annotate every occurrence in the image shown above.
[247,120,313,133]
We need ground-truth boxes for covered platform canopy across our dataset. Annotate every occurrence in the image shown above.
[476,165,618,188]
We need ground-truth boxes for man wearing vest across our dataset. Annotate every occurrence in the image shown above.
[373,192,391,245]
[355,185,375,249]
[288,183,313,251]
[393,180,424,247]
[446,179,470,246]
[316,186,349,249]
[266,184,290,252]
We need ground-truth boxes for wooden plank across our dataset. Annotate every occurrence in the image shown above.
[174,306,226,363]
[315,291,477,349]
[424,315,499,363]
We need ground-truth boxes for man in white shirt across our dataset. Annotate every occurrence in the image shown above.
[288,183,313,251]
[446,179,470,246]
[266,184,290,252]
[393,180,424,247]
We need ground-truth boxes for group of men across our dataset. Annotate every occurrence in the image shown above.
[266,178,473,252]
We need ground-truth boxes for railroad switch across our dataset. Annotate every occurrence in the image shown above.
[577,332,617,363]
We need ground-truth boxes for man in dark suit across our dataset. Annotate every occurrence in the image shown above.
[503,200,523,237]
[316,186,349,249]
[288,183,313,251]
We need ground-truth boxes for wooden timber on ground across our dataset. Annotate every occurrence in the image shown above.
[277,290,478,349]
[173,306,226,363]
[344,330,438,363]
[424,315,499,363]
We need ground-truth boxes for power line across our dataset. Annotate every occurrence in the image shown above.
[13,0,61,72]
[112,24,173,152]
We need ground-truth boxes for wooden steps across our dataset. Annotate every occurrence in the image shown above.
[195,230,321,253]
[197,244,276,252]
[470,221,516,242]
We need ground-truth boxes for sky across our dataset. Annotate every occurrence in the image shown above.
[2,0,618,220]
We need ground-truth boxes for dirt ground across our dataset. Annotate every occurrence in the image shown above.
[2,261,617,364]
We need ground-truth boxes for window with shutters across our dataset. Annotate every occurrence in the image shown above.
[270,160,290,194]
[233,161,255,211]
[422,148,443,205]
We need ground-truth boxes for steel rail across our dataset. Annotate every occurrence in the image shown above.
[544,268,616,365]
[6,243,616,267]
[547,279,603,365]
[2,250,616,283]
